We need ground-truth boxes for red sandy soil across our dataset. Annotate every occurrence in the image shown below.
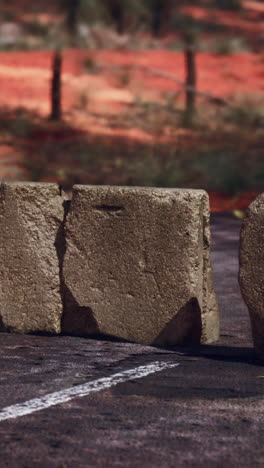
[0,49,263,120]
[0,48,263,211]
[0,0,263,211]
[208,190,261,212]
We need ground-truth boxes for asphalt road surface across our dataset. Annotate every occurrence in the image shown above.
[0,214,263,468]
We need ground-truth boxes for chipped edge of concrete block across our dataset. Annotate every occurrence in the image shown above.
[200,193,220,344]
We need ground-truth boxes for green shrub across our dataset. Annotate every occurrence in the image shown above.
[10,117,33,138]
[152,159,185,188]
[171,12,201,39]
[0,108,34,138]
[226,98,264,128]
[24,20,49,37]
[166,40,185,51]
[193,151,249,194]
[213,37,249,55]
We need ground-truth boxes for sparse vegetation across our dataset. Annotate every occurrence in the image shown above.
[0,107,35,139]
[0,107,262,195]
[213,37,250,55]
[0,0,263,206]
[24,20,50,37]
[225,97,264,128]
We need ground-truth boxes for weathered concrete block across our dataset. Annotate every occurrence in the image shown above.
[239,194,264,358]
[63,185,219,346]
[0,182,66,334]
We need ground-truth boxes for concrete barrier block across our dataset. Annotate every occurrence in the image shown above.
[239,194,264,358]
[63,185,219,346]
[0,182,66,334]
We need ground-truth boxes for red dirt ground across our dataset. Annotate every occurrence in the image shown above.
[0,48,263,212]
[0,0,263,211]
[0,49,263,121]
[208,190,261,213]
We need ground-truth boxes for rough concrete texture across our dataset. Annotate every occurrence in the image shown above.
[63,185,219,345]
[0,182,66,334]
[239,193,264,358]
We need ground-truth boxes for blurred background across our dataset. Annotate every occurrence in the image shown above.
[0,0,263,211]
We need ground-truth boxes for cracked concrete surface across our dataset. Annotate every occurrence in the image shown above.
[63,185,219,345]
[0,182,66,334]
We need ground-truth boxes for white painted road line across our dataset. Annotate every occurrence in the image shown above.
[0,361,179,422]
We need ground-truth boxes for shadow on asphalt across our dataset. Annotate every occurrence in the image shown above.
[59,332,263,366]
[168,344,263,365]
